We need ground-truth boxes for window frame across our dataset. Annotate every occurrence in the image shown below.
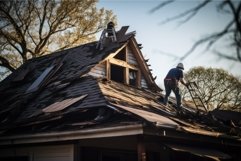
[106,46,140,87]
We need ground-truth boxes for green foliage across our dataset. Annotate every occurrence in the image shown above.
[182,67,241,112]
[0,0,116,78]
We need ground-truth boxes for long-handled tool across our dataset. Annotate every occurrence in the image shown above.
[186,82,208,113]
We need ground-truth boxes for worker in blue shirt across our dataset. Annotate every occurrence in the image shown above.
[163,63,188,111]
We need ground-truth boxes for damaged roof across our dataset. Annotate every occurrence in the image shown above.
[0,26,241,146]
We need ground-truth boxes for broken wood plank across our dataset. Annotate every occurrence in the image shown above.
[42,94,88,113]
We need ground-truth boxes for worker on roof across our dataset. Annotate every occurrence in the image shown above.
[163,63,189,111]
[107,21,115,37]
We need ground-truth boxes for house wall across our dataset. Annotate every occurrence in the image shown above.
[76,136,144,161]
[0,144,73,161]
[141,75,148,88]
[0,137,140,161]
[0,136,233,161]
[127,46,148,89]
[77,136,164,161]
[87,62,106,78]
[127,46,138,65]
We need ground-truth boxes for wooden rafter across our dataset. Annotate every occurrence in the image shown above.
[101,43,128,62]
[109,58,138,70]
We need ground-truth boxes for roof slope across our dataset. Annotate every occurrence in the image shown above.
[0,29,144,134]
[0,28,240,146]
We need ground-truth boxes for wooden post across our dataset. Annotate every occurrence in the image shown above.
[124,67,129,85]
[125,46,128,62]
[124,46,129,85]
[106,60,110,80]
[137,139,146,161]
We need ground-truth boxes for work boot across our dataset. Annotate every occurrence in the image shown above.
[176,110,183,115]
[176,106,183,115]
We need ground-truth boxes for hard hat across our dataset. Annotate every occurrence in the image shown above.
[177,63,184,70]
[107,21,115,26]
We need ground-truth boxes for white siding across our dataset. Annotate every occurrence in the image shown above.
[88,62,106,78]
[141,75,148,89]
[127,46,138,65]
[0,145,74,161]
[127,46,149,89]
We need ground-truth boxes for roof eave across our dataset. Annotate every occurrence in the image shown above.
[0,124,144,146]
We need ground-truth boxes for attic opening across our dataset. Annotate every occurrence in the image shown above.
[114,48,126,61]
[110,64,124,83]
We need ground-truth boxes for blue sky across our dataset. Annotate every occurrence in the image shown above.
[97,0,241,88]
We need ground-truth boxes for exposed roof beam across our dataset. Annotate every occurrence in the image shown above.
[101,43,128,62]
[109,58,138,70]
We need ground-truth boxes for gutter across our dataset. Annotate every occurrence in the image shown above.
[0,124,143,145]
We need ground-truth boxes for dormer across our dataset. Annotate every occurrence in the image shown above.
[108,45,141,87]
[88,27,160,92]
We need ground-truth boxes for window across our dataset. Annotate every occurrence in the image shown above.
[110,64,124,83]
[107,46,140,87]
[129,69,137,86]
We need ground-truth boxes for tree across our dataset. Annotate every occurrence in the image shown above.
[0,0,116,74]
[181,67,241,112]
[150,0,241,63]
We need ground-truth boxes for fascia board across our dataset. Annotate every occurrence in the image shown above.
[0,124,143,145]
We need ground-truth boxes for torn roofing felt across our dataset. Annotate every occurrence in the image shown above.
[0,27,240,144]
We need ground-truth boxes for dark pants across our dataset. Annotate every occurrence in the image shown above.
[164,79,181,109]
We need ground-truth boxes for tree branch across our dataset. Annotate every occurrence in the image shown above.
[23,1,35,36]
[213,50,240,62]
[0,3,25,44]
[0,0,116,73]
[159,0,211,25]
[226,0,241,32]
[39,0,49,40]
[180,20,234,61]
[149,0,175,13]
[177,0,211,26]
[0,56,15,72]
[0,31,22,56]
[27,29,37,46]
